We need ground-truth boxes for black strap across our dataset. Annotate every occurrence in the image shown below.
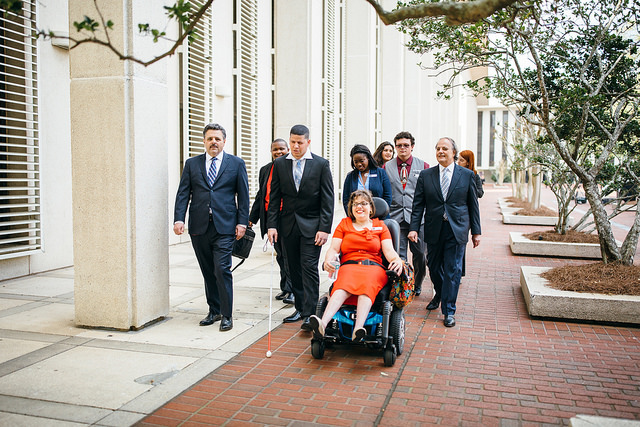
[231,258,245,273]
[341,259,386,269]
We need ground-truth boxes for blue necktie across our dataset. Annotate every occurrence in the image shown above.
[294,160,303,190]
[207,157,218,187]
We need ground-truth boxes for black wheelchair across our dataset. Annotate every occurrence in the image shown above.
[310,197,405,366]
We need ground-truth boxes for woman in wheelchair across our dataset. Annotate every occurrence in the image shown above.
[309,190,403,342]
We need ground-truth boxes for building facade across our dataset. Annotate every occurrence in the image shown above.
[0,0,503,328]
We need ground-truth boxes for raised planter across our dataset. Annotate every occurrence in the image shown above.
[520,266,640,325]
[509,232,603,258]
[502,212,570,226]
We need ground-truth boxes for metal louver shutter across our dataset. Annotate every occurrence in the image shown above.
[184,0,213,157]
[235,0,258,196]
[0,0,41,260]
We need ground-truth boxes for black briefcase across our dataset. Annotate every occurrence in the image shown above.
[231,226,255,271]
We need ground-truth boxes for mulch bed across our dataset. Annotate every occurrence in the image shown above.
[504,197,558,216]
[523,230,600,244]
[541,262,640,296]
[505,196,529,208]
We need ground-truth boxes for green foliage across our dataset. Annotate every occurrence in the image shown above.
[73,16,99,33]
[0,0,22,14]
[64,1,198,45]
[398,0,640,262]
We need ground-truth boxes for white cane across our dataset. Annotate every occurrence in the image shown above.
[266,243,274,358]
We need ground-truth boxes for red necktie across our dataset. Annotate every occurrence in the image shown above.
[401,163,408,189]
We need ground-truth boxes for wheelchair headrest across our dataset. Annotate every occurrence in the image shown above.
[372,197,389,219]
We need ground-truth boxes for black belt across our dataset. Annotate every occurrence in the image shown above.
[342,259,386,269]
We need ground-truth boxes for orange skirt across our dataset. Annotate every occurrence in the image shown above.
[330,263,388,303]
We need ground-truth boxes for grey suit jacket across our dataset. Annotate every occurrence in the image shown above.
[385,156,426,225]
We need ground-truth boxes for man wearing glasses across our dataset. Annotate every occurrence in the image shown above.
[383,131,429,297]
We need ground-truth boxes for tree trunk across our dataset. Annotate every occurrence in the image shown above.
[555,196,571,234]
[620,206,640,265]
[582,180,621,263]
[527,166,533,203]
[531,165,542,210]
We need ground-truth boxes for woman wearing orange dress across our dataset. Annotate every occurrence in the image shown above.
[309,190,403,342]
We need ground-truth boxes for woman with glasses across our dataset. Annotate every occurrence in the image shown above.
[342,144,392,215]
[309,190,403,342]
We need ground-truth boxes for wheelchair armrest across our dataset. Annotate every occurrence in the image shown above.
[386,270,399,281]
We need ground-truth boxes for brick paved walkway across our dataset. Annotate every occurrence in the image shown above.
[138,187,640,426]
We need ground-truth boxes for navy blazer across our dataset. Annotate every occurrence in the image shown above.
[410,164,481,245]
[267,154,334,238]
[174,153,250,236]
[342,166,392,214]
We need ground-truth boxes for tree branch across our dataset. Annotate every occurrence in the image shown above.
[364,0,520,26]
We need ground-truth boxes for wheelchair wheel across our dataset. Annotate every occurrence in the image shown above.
[383,346,396,367]
[311,340,325,359]
[390,308,405,355]
[316,296,328,317]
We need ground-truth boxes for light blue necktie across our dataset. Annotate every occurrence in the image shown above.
[441,168,450,200]
[207,157,218,187]
[294,159,303,190]
[441,168,450,221]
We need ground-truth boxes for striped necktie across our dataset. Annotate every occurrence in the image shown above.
[207,157,218,187]
[441,168,450,200]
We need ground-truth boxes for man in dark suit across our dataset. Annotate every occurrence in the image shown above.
[249,138,293,304]
[174,123,250,332]
[267,124,334,331]
[409,137,481,328]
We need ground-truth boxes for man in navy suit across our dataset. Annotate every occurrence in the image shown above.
[174,123,250,332]
[409,137,481,327]
[267,125,334,332]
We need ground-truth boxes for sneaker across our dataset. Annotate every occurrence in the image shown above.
[309,315,325,338]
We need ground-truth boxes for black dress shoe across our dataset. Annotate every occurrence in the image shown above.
[414,285,422,296]
[444,315,455,327]
[220,316,233,331]
[283,310,302,323]
[282,293,295,305]
[300,317,312,331]
[426,297,440,310]
[199,312,222,326]
[275,291,287,300]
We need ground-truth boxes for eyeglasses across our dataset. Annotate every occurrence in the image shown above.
[395,144,411,148]
[352,202,370,208]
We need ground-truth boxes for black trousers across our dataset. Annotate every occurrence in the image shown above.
[190,222,235,318]
[281,222,321,317]
[274,237,292,293]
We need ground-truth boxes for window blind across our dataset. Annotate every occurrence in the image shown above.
[0,0,41,260]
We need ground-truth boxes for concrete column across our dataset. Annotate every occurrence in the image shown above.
[69,0,169,329]
[343,1,377,148]
[273,0,323,139]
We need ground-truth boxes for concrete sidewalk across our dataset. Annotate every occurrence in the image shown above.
[0,229,333,426]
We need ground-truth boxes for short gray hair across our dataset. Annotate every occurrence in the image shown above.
[436,137,458,161]
[203,123,226,139]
